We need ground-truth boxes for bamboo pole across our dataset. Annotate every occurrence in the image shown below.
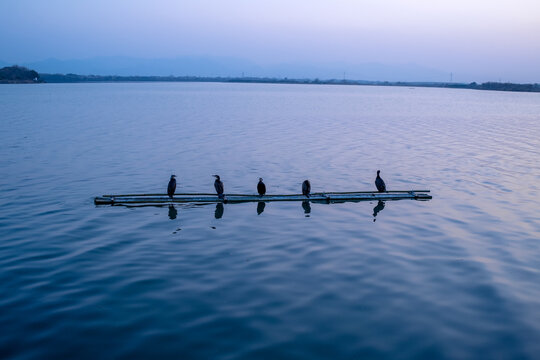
[102,190,430,198]
[95,191,432,205]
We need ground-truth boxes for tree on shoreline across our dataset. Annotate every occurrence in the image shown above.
[0,66,41,83]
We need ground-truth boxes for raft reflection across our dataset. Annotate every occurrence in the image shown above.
[162,198,400,221]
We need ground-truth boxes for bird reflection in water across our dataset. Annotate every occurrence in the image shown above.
[257,202,266,215]
[215,203,224,219]
[168,204,178,220]
[372,200,385,222]
[302,201,311,217]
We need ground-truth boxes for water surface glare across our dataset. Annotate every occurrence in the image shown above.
[1,83,540,359]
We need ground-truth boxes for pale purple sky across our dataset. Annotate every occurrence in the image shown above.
[1,0,539,82]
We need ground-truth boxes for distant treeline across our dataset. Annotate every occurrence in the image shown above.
[0,66,42,83]
[3,65,539,93]
[38,73,540,93]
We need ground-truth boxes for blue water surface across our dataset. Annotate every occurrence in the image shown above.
[1,83,540,359]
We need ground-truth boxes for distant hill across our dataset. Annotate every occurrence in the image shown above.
[9,56,451,82]
[0,66,41,83]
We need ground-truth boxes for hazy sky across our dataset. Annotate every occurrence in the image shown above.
[1,0,539,82]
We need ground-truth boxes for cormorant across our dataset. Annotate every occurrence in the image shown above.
[257,178,266,196]
[375,170,386,192]
[302,180,311,198]
[167,175,176,198]
[213,175,224,199]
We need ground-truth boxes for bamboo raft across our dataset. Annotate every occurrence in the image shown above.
[94,190,431,205]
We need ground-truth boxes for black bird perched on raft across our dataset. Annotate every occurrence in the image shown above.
[167,175,176,198]
[257,178,266,196]
[302,180,311,198]
[375,170,386,192]
[213,175,225,199]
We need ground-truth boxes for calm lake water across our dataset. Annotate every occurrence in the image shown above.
[1,82,540,359]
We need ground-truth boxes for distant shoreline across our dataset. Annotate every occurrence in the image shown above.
[39,73,540,93]
[2,66,539,93]
[33,73,540,93]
